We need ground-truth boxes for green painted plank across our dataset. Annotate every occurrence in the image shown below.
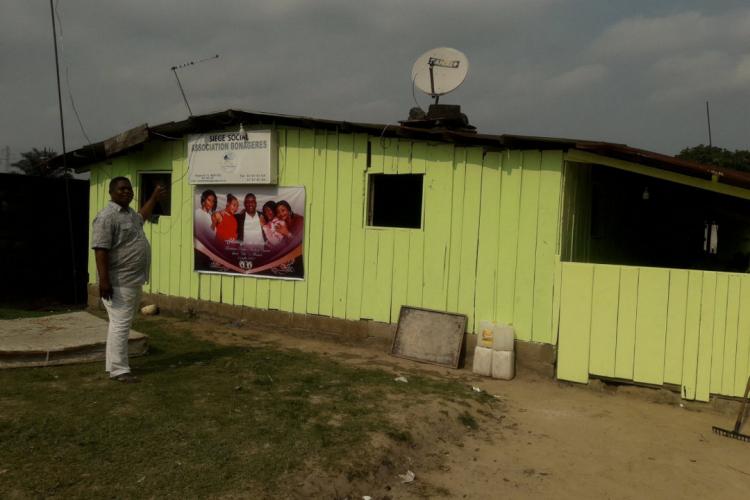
[531,151,563,343]
[209,274,222,303]
[456,148,483,331]
[406,229,424,309]
[411,141,426,174]
[276,127,288,180]
[496,149,522,326]
[374,230,395,322]
[663,269,689,385]
[332,133,354,319]
[155,146,174,294]
[293,129,316,314]
[318,132,339,317]
[222,275,235,305]
[710,274,729,395]
[681,271,704,400]
[176,140,198,300]
[734,276,750,396]
[446,147,467,313]
[87,168,99,282]
[513,151,542,341]
[551,256,562,343]
[278,128,298,312]
[633,267,670,385]
[396,139,411,175]
[588,265,620,378]
[557,263,594,383]
[256,278,270,310]
[614,267,639,380]
[153,217,168,294]
[304,132,327,314]
[242,277,257,308]
[360,230,379,319]
[233,276,245,306]
[472,151,501,332]
[369,137,385,174]
[390,231,410,321]
[344,134,368,320]
[696,272,717,401]
[383,136,398,174]
[721,276,741,395]
[279,128,300,182]
[422,144,454,311]
[268,130,288,311]
[168,144,183,297]
[267,274,282,307]
[199,274,211,301]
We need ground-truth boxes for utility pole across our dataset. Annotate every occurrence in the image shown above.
[706,101,713,147]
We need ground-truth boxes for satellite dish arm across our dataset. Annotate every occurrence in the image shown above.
[428,59,439,104]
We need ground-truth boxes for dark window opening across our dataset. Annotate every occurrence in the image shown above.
[139,172,171,216]
[367,174,423,229]
[562,164,750,273]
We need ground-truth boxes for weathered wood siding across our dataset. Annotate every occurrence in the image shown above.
[557,262,750,401]
[87,129,564,341]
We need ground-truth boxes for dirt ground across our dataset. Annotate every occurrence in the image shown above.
[186,315,750,500]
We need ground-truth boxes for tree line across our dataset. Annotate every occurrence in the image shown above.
[7,144,750,177]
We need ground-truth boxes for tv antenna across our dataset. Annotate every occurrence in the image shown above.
[170,54,220,116]
[411,47,469,105]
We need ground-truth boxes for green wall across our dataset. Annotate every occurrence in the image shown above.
[557,262,750,401]
[87,128,564,342]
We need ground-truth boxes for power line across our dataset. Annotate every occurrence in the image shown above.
[50,0,78,305]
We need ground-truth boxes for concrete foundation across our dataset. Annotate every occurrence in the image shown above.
[87,284,556,376]
[0,311,148,368]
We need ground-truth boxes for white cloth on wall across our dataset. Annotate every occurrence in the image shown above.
[709,223,719,254]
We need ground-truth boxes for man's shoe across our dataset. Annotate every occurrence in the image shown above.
[111,373,140,384]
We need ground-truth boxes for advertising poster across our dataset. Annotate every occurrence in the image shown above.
[194,186,305,280]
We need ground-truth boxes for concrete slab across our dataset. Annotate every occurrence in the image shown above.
[0,312,148,368]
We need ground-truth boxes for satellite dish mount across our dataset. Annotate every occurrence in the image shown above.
[405,47,475,132]
[427,55,461,104]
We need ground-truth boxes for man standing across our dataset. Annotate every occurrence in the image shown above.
[92,177,165,383]
[235,193,265,246]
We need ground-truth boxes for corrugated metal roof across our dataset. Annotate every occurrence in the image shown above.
[49,108,750,190]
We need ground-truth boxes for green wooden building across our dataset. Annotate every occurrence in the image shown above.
[56,109,750,402]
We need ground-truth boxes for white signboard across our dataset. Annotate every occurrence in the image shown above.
[187,130,277,184]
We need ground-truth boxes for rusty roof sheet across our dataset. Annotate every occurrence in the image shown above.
[49,108,750,190]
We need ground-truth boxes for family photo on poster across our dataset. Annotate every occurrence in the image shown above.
[194,186,305,279]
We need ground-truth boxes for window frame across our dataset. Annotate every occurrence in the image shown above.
[365,172,425,230]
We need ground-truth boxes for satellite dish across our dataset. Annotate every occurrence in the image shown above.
[411,47,469,102]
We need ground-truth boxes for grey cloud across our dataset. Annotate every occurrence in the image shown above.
[1,0,749,172]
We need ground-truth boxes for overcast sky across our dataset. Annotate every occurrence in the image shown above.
[1,0,749,171]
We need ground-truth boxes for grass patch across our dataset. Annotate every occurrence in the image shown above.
[0,315,488,498]
[0,306,76,320]
[458,411,479,430]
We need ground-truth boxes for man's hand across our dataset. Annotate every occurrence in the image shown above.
[99,280,113,300]
[139,183,168,220]
[152,184,167,201]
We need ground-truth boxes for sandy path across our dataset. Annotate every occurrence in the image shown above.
[186,317,750,499]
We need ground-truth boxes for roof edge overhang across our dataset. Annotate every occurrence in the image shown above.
[48,108,750,192]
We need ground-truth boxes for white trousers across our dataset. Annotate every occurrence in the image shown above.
[102,286,141,377]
